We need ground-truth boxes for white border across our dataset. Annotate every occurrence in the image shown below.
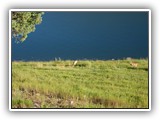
[9,9,151,111]
[149,9,151,112]
[9,10,12,111]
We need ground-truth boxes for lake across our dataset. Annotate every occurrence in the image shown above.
[12,11,149,61]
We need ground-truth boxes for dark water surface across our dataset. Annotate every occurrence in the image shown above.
[12,12,149,61]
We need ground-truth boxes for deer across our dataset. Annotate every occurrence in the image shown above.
[72,60,78,67]
[130,62,138,68]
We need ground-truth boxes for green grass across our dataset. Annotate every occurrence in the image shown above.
[12,59,148,108]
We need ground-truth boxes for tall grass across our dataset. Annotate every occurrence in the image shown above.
[12,59,148,108]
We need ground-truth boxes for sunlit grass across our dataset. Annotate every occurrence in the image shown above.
[12,59,148,108]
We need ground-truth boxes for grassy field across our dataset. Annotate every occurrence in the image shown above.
[11,59,148,108]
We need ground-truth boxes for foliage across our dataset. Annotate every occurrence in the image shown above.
[12,59,148,108]
[11,12,44,42]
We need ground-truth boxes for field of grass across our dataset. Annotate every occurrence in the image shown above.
[12,59,148,108]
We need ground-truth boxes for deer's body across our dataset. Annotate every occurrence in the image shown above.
[130,62,138,67]
[73,60,78,66]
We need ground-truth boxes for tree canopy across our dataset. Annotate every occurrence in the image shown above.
[12,12,44,42]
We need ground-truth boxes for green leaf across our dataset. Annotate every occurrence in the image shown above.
[12,12,44,42]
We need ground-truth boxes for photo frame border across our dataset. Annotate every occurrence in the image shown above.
[9,9,151,111]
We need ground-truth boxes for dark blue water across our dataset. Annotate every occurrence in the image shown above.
[12,12,149,61]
